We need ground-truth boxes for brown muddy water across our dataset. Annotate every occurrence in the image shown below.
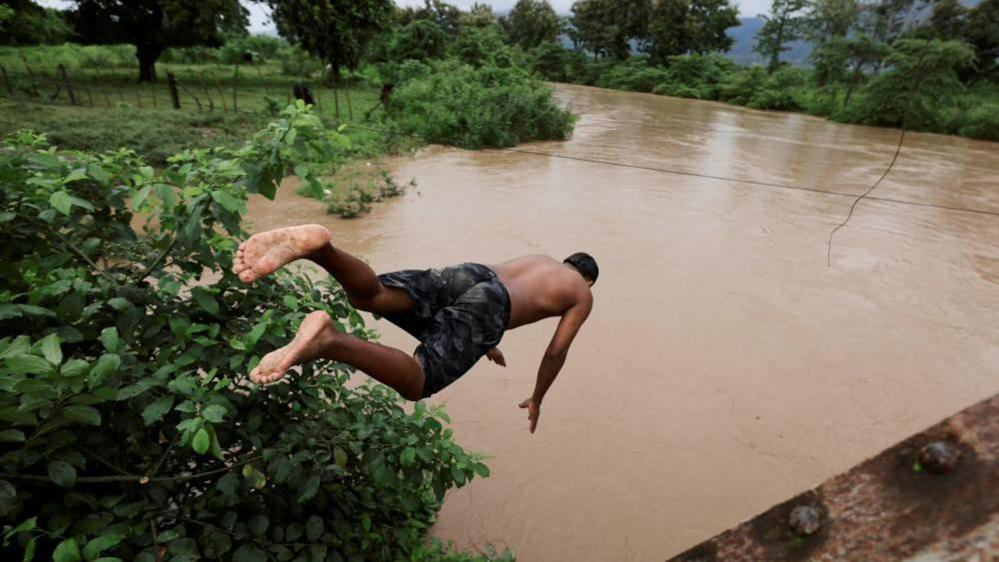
[246,84,999,561]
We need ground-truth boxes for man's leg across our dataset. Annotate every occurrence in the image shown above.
[250,311,425,400]
[233,224,412,316]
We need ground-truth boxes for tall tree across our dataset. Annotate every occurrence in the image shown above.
[266,0,393,79]
[963,0,999,79]
[72,0,247,82]
[927,0,967,39]
[755,0,807,72]
[569,0,651,59]
[803,0,860,44]
[642,0,739,62]
[687,0,740,53]
[461,2,498,29]
[502,0,563,49]
[1,0,74,46]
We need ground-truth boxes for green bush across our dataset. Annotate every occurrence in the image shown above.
[526,42,572,82]
[450,27,513,68]
[391,61,576,148]
[0,105,507,562]
[746,67,809,111]
[594,59,670,93]
[954,103,999,140]
[390,20,449,62]
[718,66,769,106]
[653,53,737,100]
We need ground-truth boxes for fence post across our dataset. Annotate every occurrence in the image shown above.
[0,64,12,95]
[19,52,34,77]
[199,74,214,111]
[232,64,239,113]
[215,78,228,113]
[167,72,181,109]
[57,64,77,105]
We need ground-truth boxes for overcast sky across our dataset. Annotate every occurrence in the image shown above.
[38,0,769,35]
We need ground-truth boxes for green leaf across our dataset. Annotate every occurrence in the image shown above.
[39,333,62,365]
[61,359,90,378]
[201,531,231,558]
[248,514,269,537]
[0,429,25,442]
[130,185,152,209]
[0,479,16,517]
[106,298,129,311]
[87,163,110,186]
[191,287,219,316]
[211,190,240,213]
[305,515,323,541]
[400,447,416,467]
[0,304,55,321]
[82,534,123,561]
[192,428,210,454]
[232,545,266,562]
[90,354,121,386]
[202,404,226,423]
[50,191,73,215]
[64,405,101,426]
[473,463,490,478]
[138,166,154,179]
[298,474,320,503]
[14,516,36,534]
[334,447,348,468]
[22,537,36,562]
[48,460,77,488]
[450,465,465,486]
[142,396,174,426]
[5,354,54,376]
[53,538,81,562]
[99,328,119,353]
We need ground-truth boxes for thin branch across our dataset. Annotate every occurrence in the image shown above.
[1,455,260,485]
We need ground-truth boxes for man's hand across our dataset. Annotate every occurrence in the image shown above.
[519,397,541,433]
[486,347,506,367]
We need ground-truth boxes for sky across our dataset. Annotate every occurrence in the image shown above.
[38,0,771,35]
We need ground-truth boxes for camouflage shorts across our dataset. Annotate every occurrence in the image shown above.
[378,263,511,398]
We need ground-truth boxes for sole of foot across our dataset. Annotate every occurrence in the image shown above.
[233,224,331,283]
[250,311,337,385]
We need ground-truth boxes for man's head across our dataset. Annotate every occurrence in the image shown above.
[564,252,598,286]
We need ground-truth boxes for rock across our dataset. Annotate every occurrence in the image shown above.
[788,505,821,536]
[918,441,962,475]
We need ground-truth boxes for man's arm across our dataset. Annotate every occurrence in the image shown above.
[520,296,592,432]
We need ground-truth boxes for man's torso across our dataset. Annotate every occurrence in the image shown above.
[491,255,588,330]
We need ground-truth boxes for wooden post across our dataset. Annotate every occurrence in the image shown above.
[332,87,340,120]
[0,64,12,95]
[345,89,353,121]
[57,64,77,105]
[215,79,228,113]
[185,87,203,111]
[167,72,181,109]
[199,75,214,112]
[232,65,239,113]
[19,52,34,77]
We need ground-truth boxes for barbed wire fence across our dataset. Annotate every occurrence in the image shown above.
[0,61,366,121]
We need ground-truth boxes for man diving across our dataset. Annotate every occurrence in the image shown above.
[233,224,597,433]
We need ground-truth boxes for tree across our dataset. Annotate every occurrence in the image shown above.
[389,19,448,61]
[847,38,975,126]
[461,2,498,29]
[928,0,967,40]
[502,0,563,49]
[72,0,246,82]
[397,0,463,36]
[755,0,807,72]
[642,0,739,62]
[963,0,999,79]
[802,0,860,44]
[267,0,393,80]
[569,0,651,59]
[0,0,73,46]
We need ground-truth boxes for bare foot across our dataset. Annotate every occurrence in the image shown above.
[250,311,338,385]
[233,224,331,283]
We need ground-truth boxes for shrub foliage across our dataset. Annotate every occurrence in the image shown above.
[0,105,496,562]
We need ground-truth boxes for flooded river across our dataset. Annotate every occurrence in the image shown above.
[247,84,999,561]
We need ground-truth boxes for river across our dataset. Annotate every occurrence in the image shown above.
[246,84,999,561]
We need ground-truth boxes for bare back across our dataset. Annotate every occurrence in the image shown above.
[491,255,592,329]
